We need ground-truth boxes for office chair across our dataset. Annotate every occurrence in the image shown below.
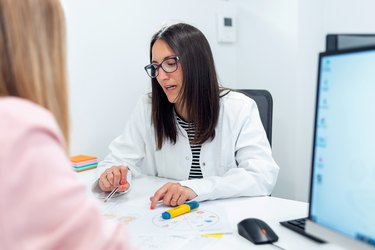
[237,89,273,146]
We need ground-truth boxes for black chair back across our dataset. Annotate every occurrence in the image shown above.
[238,89,273,146]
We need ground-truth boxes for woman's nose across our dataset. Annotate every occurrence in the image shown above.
[157,67,169,81]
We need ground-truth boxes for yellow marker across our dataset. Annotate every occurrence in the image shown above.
[161,201,199,219]
[201,233,225,238]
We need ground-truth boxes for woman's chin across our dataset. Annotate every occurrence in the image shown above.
[166,96,178,104]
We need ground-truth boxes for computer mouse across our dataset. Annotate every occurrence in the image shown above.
[238,218,279,244]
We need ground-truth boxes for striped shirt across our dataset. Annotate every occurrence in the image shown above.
[176,115,203,179]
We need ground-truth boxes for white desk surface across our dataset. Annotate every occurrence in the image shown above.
[76,169,344,250]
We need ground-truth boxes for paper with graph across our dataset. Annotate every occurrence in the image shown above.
[99,199,232,236]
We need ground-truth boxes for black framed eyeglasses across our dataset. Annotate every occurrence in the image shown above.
[144,56,180,78]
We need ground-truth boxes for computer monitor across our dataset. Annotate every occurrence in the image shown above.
[326,34,375,52]
[305,46,375,250]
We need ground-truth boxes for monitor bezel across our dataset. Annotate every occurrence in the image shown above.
[306,45,375,250]
[326,34,375,52]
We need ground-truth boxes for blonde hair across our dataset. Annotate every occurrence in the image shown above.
[0,0,69,145]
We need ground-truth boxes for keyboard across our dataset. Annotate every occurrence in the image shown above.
[280,218,325,243]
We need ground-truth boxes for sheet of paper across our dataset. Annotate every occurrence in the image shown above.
[130,234,222,250]
[99,199,233,237]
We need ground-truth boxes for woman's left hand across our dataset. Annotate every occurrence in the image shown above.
[149,182,197,209]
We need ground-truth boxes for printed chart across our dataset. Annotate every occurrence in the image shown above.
[100,200,232,236]
[152,210,219,231]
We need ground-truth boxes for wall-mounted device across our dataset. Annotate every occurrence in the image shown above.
[217,2,236,43]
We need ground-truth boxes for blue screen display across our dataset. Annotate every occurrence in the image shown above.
[310,48,375,246]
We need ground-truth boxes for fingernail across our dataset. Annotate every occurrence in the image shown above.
[150,205,154,210]
[121,180,126,185]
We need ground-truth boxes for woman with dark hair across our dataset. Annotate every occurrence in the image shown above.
[98,23,279,209]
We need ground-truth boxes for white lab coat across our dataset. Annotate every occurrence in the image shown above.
[98,91,279,201]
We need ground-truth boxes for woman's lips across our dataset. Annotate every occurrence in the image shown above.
[165,85,177,91]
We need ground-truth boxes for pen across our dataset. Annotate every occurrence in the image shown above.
[104,186,119,203]
[162,201,199,219]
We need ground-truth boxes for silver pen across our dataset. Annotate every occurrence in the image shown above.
[104,186,119,203]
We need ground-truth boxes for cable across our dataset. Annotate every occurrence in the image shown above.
[271,242,287,250]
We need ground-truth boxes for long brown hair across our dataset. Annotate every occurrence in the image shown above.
[0,0,69,145]
[149,23,220,150]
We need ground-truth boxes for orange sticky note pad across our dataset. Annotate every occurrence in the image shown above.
[70,154,97,163]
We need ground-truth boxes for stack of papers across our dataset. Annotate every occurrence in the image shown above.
[70,154,98,172]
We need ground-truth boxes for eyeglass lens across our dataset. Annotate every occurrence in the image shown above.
[145,57,178,78]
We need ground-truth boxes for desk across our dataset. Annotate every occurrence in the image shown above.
[76,169,344,250]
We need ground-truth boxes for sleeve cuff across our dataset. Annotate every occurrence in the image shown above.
[179,179,215,202]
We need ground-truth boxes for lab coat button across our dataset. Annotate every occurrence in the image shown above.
[185,156,190,160]
[202,162,206,166]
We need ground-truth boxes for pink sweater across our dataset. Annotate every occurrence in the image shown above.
[0,97,132,250]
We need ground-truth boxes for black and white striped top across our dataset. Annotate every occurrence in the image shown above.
[176,115,203,179]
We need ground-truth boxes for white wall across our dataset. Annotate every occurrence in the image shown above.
[235,0,299,200]
[296,0,375,201]
[61,0,300,201]
[294,1,325,203]
[62,0,239,159]
[61,0,375,202]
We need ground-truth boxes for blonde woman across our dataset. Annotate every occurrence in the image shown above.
[0,0,132,249]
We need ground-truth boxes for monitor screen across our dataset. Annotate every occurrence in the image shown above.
[306,47,375,250]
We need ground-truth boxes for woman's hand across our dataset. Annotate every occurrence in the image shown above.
[99,166,130,192]
[149,182,197,209]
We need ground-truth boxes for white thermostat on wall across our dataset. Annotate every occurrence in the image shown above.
[217,8,236,43]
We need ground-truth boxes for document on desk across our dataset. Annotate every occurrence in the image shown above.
[131,234,225,250]
[100,199,232,237]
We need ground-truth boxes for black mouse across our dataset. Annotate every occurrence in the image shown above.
[238,218,279,244]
